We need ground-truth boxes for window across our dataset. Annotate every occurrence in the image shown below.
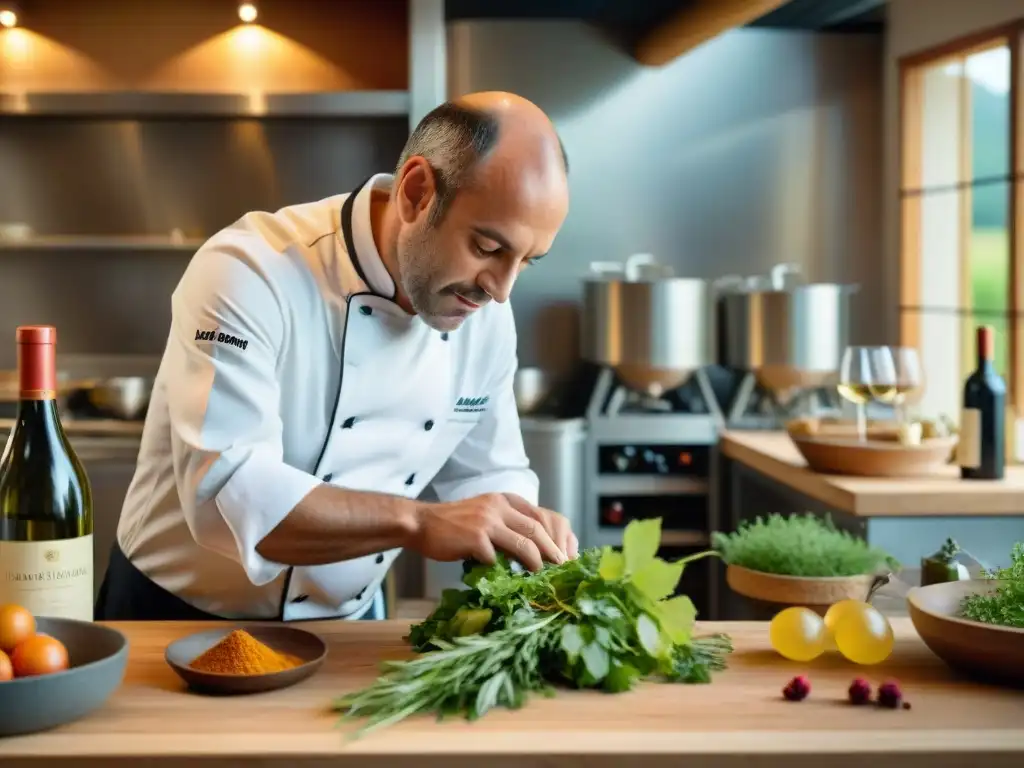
[899,24,1023,422]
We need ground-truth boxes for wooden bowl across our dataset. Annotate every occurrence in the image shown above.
[907,579,1024,687]
[165,625,326,696]
[726,564,878,616]
[789,433,957,477]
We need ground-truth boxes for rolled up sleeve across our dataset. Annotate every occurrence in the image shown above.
[166,237,320,586]
[429,348,540,507]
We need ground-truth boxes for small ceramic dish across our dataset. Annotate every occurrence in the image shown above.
[165,624,327,696]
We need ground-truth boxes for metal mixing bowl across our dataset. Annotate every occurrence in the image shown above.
[87,376,153,420]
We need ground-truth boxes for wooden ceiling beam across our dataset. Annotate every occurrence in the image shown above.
[633,0,791,66]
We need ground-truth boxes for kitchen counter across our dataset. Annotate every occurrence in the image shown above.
[716,431,1024,609]
[2,618,1022,767]
[720,430,1024,517]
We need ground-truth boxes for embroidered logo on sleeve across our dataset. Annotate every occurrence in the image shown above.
[195,328,249,351]
[454,395,489,414]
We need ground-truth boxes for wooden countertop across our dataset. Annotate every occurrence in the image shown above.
[721,430,1024,516]
[2,618,1022,767]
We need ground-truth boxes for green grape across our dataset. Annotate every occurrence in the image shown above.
[833,602,894,665]
[769,606,827,662]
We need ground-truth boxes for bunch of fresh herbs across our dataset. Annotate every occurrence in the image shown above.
[711,513,899,577]
[333,518,731,737]
[960,541,1024,629]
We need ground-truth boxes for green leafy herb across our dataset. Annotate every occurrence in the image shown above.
[959,542,1024,629]
[333,518,730,737]
[711,513,899,577]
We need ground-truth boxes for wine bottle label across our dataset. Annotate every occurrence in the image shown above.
[0,535,93,622]
[957,408,981,469]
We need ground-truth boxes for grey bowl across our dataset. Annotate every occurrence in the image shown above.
[165,625,326,696]
[0,618,129,737]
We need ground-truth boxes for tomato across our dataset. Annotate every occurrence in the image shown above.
[11,634,69,677]
[0,604,36,654]
[0,649,12,682]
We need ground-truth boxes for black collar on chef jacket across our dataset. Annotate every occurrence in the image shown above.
[340,176,399,304]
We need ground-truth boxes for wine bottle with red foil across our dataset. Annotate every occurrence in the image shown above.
[957,325,1006,480]
[0,326,94,621]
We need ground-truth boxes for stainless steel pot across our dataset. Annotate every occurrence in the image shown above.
[581,254,710,395]
[714,264,858,393]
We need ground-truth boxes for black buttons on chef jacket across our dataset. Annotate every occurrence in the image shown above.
[341,417,356,429]
[291,594,309,604]
[405,473,415,486]
[424,420,434,431]
[375,553,385,564]
[322,473,333,482]
[359,306,372,316]
[441,332,449,341]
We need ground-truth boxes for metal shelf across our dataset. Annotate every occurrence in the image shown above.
[0,236,205,252]
[0,90,411,119]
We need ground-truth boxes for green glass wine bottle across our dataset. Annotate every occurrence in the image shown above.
[0,325,94,621]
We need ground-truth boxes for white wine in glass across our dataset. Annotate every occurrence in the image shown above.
[838,346,891,440]
[872,347,923,422]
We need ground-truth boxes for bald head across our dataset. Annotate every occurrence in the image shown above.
[384,91,570,332]
[395,91,568,225]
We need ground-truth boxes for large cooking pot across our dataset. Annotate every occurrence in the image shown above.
[581,254,710,395]
[715,264,858,393]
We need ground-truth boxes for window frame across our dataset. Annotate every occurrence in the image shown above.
[897,20,1024,412]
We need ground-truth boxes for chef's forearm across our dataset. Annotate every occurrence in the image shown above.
[254,484,421,566]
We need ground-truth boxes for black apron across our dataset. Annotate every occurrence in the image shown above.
[94,541,386,622]
[95,179,390,624]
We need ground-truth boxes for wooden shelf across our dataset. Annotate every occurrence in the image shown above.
[0,90,410,119]
[0,236,205,252]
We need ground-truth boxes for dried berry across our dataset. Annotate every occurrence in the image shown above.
[847,677,872,705]
[782,675,810,701]
[877,680,903,708]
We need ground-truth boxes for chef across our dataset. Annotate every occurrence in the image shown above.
[95,91,576,623]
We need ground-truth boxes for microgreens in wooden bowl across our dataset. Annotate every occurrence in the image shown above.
[712,514,900,615]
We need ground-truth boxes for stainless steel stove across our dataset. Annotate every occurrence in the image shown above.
[579,364,723,619]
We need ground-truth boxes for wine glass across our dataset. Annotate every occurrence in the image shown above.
[865,347,923,424]
[838,346,892,441]
[889,347,924,422]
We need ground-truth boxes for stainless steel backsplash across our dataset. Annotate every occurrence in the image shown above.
[0,116,409,367]
[448,21,885,372]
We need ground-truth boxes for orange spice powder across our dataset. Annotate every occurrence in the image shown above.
[188,629,303,675]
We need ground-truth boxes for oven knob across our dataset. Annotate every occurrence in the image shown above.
[613,453,629,472]
[603,501,624,525]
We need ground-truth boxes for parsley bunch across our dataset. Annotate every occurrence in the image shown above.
[333,518,731,737]
[711,513,899,577]
[960,541,1024,629]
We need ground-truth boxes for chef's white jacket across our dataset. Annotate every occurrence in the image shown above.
[116,173,539,621]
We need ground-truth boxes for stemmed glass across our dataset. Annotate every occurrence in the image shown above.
[864,347,923,424]
[887,347,924,423]
[838,346,892,441]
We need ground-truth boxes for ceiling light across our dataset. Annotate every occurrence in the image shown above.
[238,3,257,23]
[0,9,17,28]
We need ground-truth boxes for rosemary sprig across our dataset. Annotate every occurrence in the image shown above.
[334,614,562,737]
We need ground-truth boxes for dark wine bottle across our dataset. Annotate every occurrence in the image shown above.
[957,325,1006,480]
[0,326,94,621]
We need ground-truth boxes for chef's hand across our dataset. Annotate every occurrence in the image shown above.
[411,492,579,572]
